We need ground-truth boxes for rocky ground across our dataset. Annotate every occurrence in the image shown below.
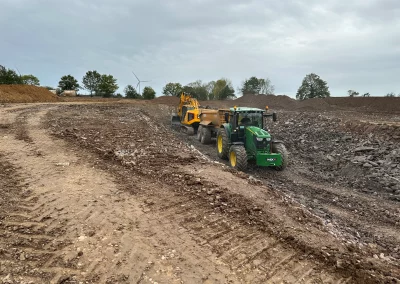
[0,102,399,283]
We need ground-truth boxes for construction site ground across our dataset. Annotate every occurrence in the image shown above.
[0,99,399,284]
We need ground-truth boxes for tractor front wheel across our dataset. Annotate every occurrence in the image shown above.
[229,145,247,171]
[272,143,288,171]
[217,129,229,159]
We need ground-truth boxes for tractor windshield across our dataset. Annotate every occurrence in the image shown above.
[238,112,263,128]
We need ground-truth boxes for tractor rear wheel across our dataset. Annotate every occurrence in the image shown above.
[201,127,212,144]
[197,125,203,141]
[216,128,229,159]
[229,145,247,171]
[272,143,288,171]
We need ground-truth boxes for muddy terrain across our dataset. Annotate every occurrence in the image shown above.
[0,101,399,283]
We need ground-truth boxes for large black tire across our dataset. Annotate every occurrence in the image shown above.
[197,125,203,141]
[229,145,248,171]
[272,143,288,171]
[216,128,229,159]
[186,126,195,136]
[201,127,212,144]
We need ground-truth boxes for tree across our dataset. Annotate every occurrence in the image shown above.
[142,86,156,100]
[21,74,40,86]
[348,90,359,97]
[58,75,80,91]
[162,82,183,96]
[386,92,396,97]
[205,81,216,100]
[212,78,235,100]
[186,80,208,100]
[0,65,22,84]
[124,84,142,99]
[296,73,330,100]
[240,76,274,95]
[82,70,101,97]
[363,92,370,97]
[240,76,261,95]
[97,74,118,97]
[258,78,275,94]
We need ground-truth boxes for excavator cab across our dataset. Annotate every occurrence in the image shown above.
[171,92,201,135]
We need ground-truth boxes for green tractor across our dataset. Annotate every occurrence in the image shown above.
[217,106,288,171]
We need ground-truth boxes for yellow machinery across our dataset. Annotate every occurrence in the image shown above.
[171,92,201,135]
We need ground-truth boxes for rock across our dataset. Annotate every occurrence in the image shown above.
[336,259,343,268]
[368,161,379,167]
[354,147,375,153]
[55,162,70,166]
[352,156,367,163]
[1,274,15,284]
[19,252,26,261]
[342,135,352,141]
[363,163,373,168]
[373,254,379,259]
[326,155,335,162]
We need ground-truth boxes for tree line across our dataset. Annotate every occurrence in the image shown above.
[59,71,156,100]
[161,76,275,100]
[0,65,40,86]
[1,64,399,99]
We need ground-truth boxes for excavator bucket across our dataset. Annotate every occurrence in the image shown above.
[171,113,181,128]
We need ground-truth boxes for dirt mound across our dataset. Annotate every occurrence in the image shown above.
[151,95,180,106]
[233,94,297,110]
[152,93,400,114]
[325,97,400,113]
[296,97,333,111]
[0,85,59,103]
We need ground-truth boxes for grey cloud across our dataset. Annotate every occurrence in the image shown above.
[0,0,399,97]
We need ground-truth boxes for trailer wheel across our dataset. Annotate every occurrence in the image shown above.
[272,143,288,171]
[217,128,229,159]
[201,127,212,144]
[229,145,247,171]
[197,125,203,141]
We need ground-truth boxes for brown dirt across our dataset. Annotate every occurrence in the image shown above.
[0,85,59,103]
[151,95,180,106]
[0,102,399,283]
[151,94,400,114]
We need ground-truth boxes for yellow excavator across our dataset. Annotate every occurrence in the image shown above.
[171,92,201,135]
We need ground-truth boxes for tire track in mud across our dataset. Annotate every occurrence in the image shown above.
[0,106,240,283]
[45,104,389,283]
[175,122,400,268]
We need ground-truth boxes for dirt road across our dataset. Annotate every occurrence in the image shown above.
[0,103,399,283]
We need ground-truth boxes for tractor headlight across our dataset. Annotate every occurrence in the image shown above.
[256,137,263,142]
[266,138,271,142]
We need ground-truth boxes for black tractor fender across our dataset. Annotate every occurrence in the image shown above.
[271,139,284,144]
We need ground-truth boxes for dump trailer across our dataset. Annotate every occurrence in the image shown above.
[216,106,288,171]
[171,92,201,135]
[197,108,229,144]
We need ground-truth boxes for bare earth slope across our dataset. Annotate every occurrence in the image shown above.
[0,85,59,103]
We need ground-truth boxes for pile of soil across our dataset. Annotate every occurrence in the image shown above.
[233,94,297,110]
[270,111,400,199]
[325,97,400,113]
[151,93,400,114]
[0,85,59,103]
[151,95,180,106]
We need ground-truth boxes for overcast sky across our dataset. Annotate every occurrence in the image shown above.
[1,0,399,97]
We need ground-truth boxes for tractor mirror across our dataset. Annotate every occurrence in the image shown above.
[224,112,229,123]
[272,112,277,122]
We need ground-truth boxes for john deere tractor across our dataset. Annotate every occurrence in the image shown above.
[216,106,288,171]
